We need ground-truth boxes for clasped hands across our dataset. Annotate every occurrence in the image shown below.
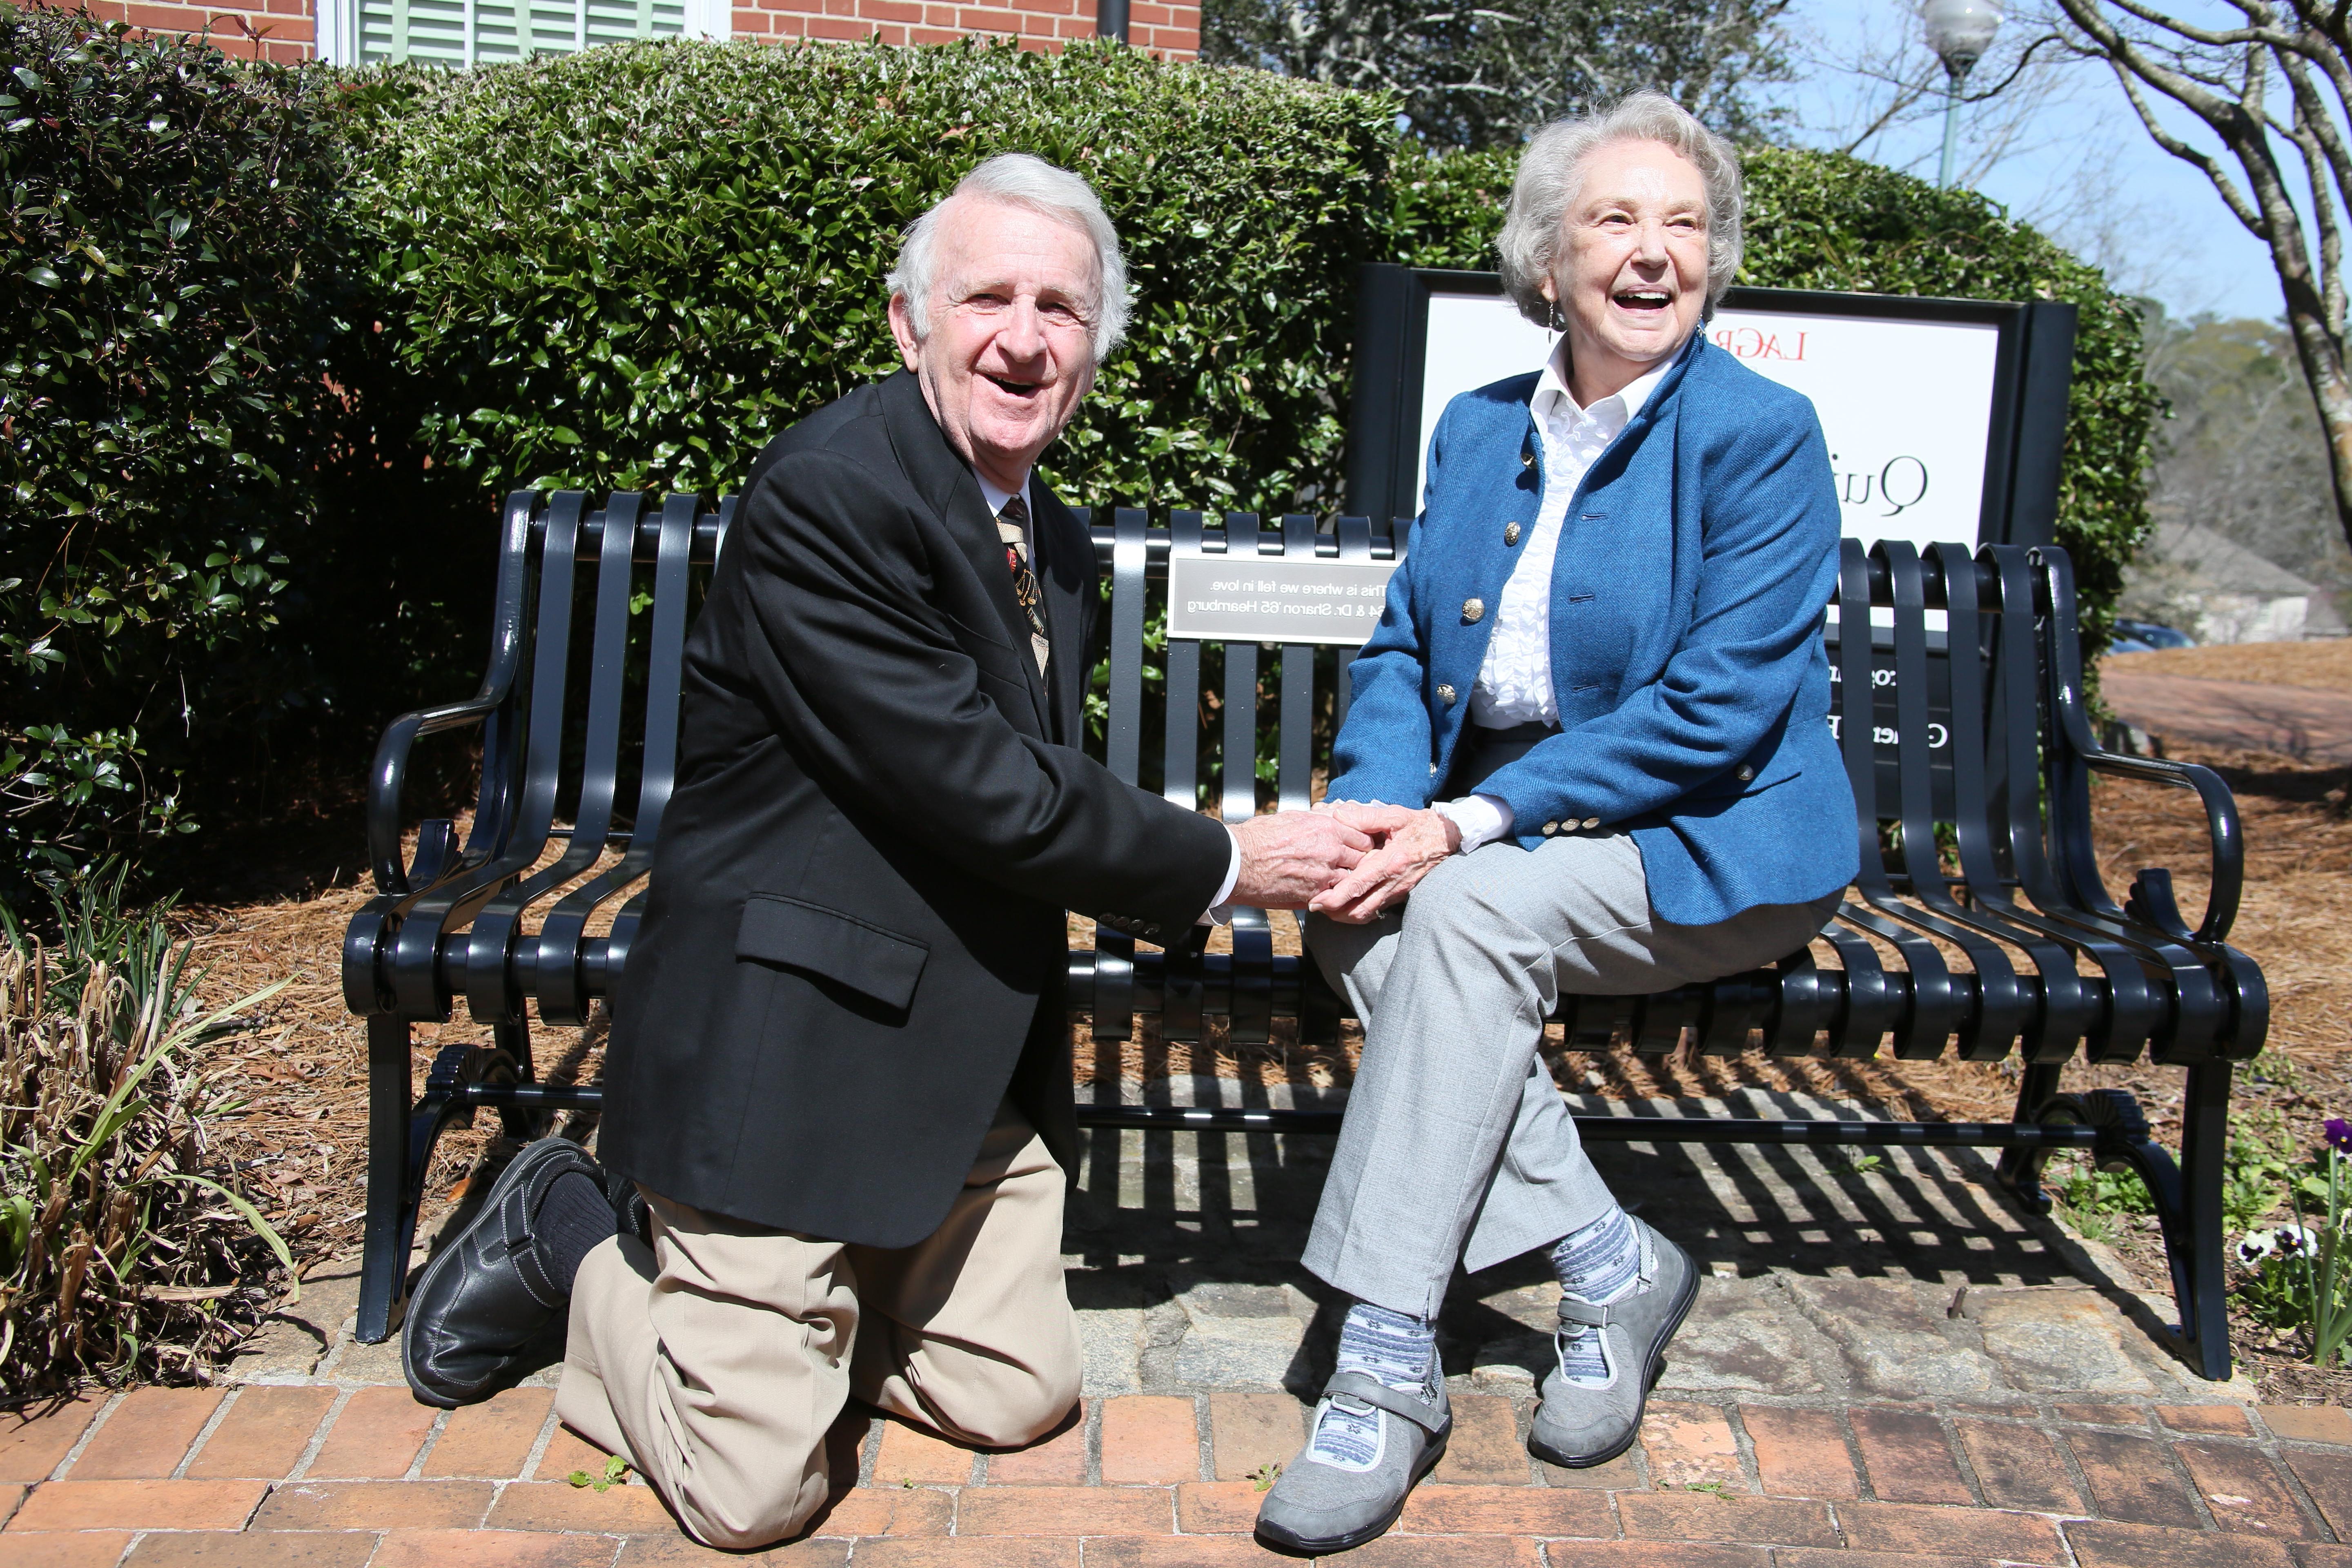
[1227,801,1461,924]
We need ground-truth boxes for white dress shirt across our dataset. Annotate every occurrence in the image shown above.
[976,465,1245,918]
[1433,341,1677,852]
[975,470,1026,528]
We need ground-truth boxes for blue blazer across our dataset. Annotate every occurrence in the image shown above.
[1326,335,1859,928]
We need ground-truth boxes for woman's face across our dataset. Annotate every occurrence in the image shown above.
[1544,138,1711,399]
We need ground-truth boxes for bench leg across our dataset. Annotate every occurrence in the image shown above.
[358,1015,415,1345]
[492,1018,539,1139]
[2174,1062,2233,1381]
[1993,1063,2069,1210]
[359,1026,531,1345]
[1995,1063,2234,1382]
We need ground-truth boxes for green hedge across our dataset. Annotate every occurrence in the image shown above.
[1392,143,2160,644]
[346,38,1396,519]
[354,60,2152,644]
[0,5,357,888]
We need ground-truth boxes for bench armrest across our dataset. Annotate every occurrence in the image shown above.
[2034,547,2244,946]
[2070,744,2244,943]
[368,491,544,899]
[367,695,503,896]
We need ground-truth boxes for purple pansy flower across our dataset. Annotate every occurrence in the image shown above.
[2328,1118,2352,1155]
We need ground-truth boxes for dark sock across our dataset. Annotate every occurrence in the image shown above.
[536,1169,619,1295]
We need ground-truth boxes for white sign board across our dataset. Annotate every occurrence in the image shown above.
[1415,291,2003,555]
[1165,556,1399,646]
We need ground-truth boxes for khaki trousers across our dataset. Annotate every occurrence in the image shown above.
[555,1099,1081,1550]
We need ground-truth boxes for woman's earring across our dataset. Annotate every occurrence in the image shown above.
[1548,303,1566,333]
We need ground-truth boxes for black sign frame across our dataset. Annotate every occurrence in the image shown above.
[1342,265,2079,551]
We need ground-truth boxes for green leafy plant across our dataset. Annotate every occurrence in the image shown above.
[2235,1120,2352,1367]
[2223,1116,2297,1234]
[2054,1158,2156,1220]
[568,1454,632,1491]
[343,37,1396,525]
[2053,1192,2123,1245]
[0,869,290,1392]
[2044,1113,2297,1248]
[0,5,369,896]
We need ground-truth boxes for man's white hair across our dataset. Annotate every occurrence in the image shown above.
[1497,90,1746,324]
[886,152,1131,362]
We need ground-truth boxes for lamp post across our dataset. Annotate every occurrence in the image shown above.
[1923,0,2002,187]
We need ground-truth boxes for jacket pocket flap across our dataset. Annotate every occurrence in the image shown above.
[736,894,929,1009]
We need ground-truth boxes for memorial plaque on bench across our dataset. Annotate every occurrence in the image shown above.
[1165,555,1400,646]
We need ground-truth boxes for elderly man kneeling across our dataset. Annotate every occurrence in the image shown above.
[1254,92,1860,1554]
[399,152,1371,1552]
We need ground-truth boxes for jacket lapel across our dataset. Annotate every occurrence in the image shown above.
[880,372,1054,736]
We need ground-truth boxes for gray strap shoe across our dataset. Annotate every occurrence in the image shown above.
[1527,1218,1698,1468]
[1255,1368,1451,1554]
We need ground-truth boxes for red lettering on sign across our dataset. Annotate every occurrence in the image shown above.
[1711,327,1809,362]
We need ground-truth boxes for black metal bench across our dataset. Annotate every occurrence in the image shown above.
[341,491,2267,1381]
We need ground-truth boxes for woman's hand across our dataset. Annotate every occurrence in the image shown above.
[1307,807,1461,924]
[1315,800,1420,835]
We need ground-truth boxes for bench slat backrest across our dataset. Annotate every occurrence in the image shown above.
[390,491,2253,1071]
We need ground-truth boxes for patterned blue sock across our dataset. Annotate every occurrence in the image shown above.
[1550,1205,1640,1305]
[1550,1207,1640,1388]
[1310,1301,1434,1469]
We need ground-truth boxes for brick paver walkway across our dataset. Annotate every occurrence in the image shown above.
[6,1382,2352,1565]
[1,1082,2317,1564]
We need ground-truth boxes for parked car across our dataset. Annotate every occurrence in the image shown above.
[2110,618,2196,654]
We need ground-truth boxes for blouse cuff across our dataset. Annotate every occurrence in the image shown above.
[1435,792,1514,851]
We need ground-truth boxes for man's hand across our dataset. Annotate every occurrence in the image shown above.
[1307,807,1461,924]
[1229,811,1375,909]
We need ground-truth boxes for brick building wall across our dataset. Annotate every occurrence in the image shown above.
[68,0,1195,62]
[731,0,1195,56]
[80,0,316,61]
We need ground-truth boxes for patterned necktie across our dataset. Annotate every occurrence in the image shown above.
[997,493,1050,677]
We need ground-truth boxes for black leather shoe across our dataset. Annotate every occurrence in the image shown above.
[403,1136,604,1408]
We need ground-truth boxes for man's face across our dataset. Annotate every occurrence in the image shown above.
[890,196,1100,492]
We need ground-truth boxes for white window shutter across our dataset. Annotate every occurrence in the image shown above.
[358,0,686,62]
[317,0,361,63]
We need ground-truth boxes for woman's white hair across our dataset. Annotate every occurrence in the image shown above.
[1497,91,1745,325]
[885,152,1132,362]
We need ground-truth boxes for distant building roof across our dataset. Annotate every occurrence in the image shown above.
[2148,521,2318,597]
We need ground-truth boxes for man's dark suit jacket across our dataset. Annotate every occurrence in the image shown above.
[599,370,1232,1248]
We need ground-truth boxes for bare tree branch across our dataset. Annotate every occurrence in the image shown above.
[1203,0,1792,146]
[2057,0,2352,555]
[1790,0,2085,180]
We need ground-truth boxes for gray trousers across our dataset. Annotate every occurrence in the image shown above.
[1302,831,1839,1320]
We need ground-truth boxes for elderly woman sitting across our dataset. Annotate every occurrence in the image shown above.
[1254,92,1859,1554]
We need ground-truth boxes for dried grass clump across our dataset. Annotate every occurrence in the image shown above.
[0,883,292,1396]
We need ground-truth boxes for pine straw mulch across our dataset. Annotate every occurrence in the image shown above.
[172,719,2351,1395]
[2105,638,2352,694]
